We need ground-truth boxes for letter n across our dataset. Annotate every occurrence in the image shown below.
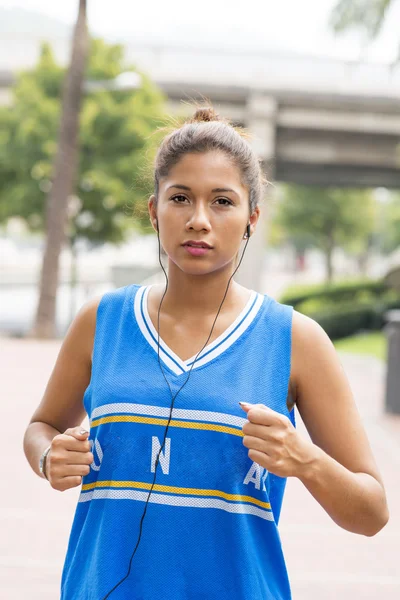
[151,436,171,474]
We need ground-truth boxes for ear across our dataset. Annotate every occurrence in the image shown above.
[248,206,261,237]
[148,195,158,232]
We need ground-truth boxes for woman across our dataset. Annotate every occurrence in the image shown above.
[23,104,389,599]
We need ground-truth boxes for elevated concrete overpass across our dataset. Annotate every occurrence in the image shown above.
[119,43,400,188]
[1,42,399,289]
[160,80,400,188]
[2,42,399,188]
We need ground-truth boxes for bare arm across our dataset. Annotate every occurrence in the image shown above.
[23,296,101,479]
[291,310,389,536]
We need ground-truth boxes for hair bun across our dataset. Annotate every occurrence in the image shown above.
[189,106,222,124]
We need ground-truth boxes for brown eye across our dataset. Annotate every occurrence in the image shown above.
[215,198,233,206]
[171,195,188,203]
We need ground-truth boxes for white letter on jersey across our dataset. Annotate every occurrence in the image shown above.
[243,462,268,491]
[89,438,103,472]
[151,436,171,475]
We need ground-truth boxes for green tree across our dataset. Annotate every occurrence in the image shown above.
[0,34,166,336]
[330,0,399,60]
[380,193,400,253]
[0,40,165,236]
[274,184,376,282]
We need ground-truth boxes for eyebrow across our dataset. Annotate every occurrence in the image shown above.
[167,184,239,195]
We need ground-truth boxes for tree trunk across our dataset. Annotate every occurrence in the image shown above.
[30,0,88,338]
[324,232,335,284]
[69,237,78,326]
[357,251,369,276]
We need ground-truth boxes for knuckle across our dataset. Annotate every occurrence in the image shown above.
[87,453,94,463]
[50,465,60,478]
[51,451,62,463]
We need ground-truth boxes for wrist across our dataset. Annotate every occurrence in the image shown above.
[297,443,325,483]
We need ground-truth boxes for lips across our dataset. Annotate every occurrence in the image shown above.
[183,241,213,249]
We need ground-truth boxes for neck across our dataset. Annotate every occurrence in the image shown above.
[156,260,246,318]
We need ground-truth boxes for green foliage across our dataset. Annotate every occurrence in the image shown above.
[334,332,387,361]
[381,193,400,253]
[280,278,400,340]
[330,0,393,39]
[0,39,167,243]
[330,0,399,63]
[305,299,400,340]
[280,278,389,307]
[276,184,375,248]
[273,184,376,279]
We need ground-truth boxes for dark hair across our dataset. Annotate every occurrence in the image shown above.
[152,101,268,214]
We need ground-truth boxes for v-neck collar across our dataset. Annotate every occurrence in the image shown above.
[133,284,264,376]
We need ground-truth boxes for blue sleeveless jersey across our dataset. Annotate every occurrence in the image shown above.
[61,283,295,600]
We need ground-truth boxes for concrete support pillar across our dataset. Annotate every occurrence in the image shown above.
[235,94,277,292]
[384,310,400,414]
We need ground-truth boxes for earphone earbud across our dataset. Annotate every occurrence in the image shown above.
[154,219,158,233]
[243,224,251,239]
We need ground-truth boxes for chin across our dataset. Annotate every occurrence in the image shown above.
[179,263,216,276]
[171,257,232,278]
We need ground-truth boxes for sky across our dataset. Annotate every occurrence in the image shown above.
[1,0,400,64]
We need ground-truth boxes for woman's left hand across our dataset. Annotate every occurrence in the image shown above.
[240,402,317,478]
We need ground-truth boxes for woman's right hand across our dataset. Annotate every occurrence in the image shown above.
[46,426,94,491]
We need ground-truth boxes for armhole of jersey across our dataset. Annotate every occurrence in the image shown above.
[283,303,296,427]
[89,284,139,381]
[268,298,295,424]
[84,290,113,418]
[90,294,107,364]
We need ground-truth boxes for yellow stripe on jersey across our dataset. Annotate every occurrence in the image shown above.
[91,415,244,437]
[81,480,271,510]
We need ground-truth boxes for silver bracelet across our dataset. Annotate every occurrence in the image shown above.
[39,444,52,480]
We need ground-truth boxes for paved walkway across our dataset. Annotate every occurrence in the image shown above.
[1,337,399,599]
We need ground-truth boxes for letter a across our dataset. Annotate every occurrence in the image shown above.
[243,461,263,490]
[261,468,269,491]
[151,436,171,474]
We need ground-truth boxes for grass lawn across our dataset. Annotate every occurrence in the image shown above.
[333,332,387,361]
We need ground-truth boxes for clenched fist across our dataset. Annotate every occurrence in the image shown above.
[45,426,94,492]
[240,402,316,479]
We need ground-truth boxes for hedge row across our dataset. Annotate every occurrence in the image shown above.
[279,280,400,340]
[307,300,400,340]
[279,279,388,308]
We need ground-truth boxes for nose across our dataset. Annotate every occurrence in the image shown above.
[186,201,211,232]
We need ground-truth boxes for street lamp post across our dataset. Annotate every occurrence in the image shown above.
[384,266,400,414]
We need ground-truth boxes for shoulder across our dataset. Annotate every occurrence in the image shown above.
[291,308,333,353]
[290,309,344,401]
[67,295,103,364]
[72,284,140,357]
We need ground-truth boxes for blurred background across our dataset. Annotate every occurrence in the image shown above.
[1,0,399,599]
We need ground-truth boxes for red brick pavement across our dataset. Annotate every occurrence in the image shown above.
[1,338,399,599]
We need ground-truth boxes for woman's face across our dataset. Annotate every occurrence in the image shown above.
[148,151,260,276]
